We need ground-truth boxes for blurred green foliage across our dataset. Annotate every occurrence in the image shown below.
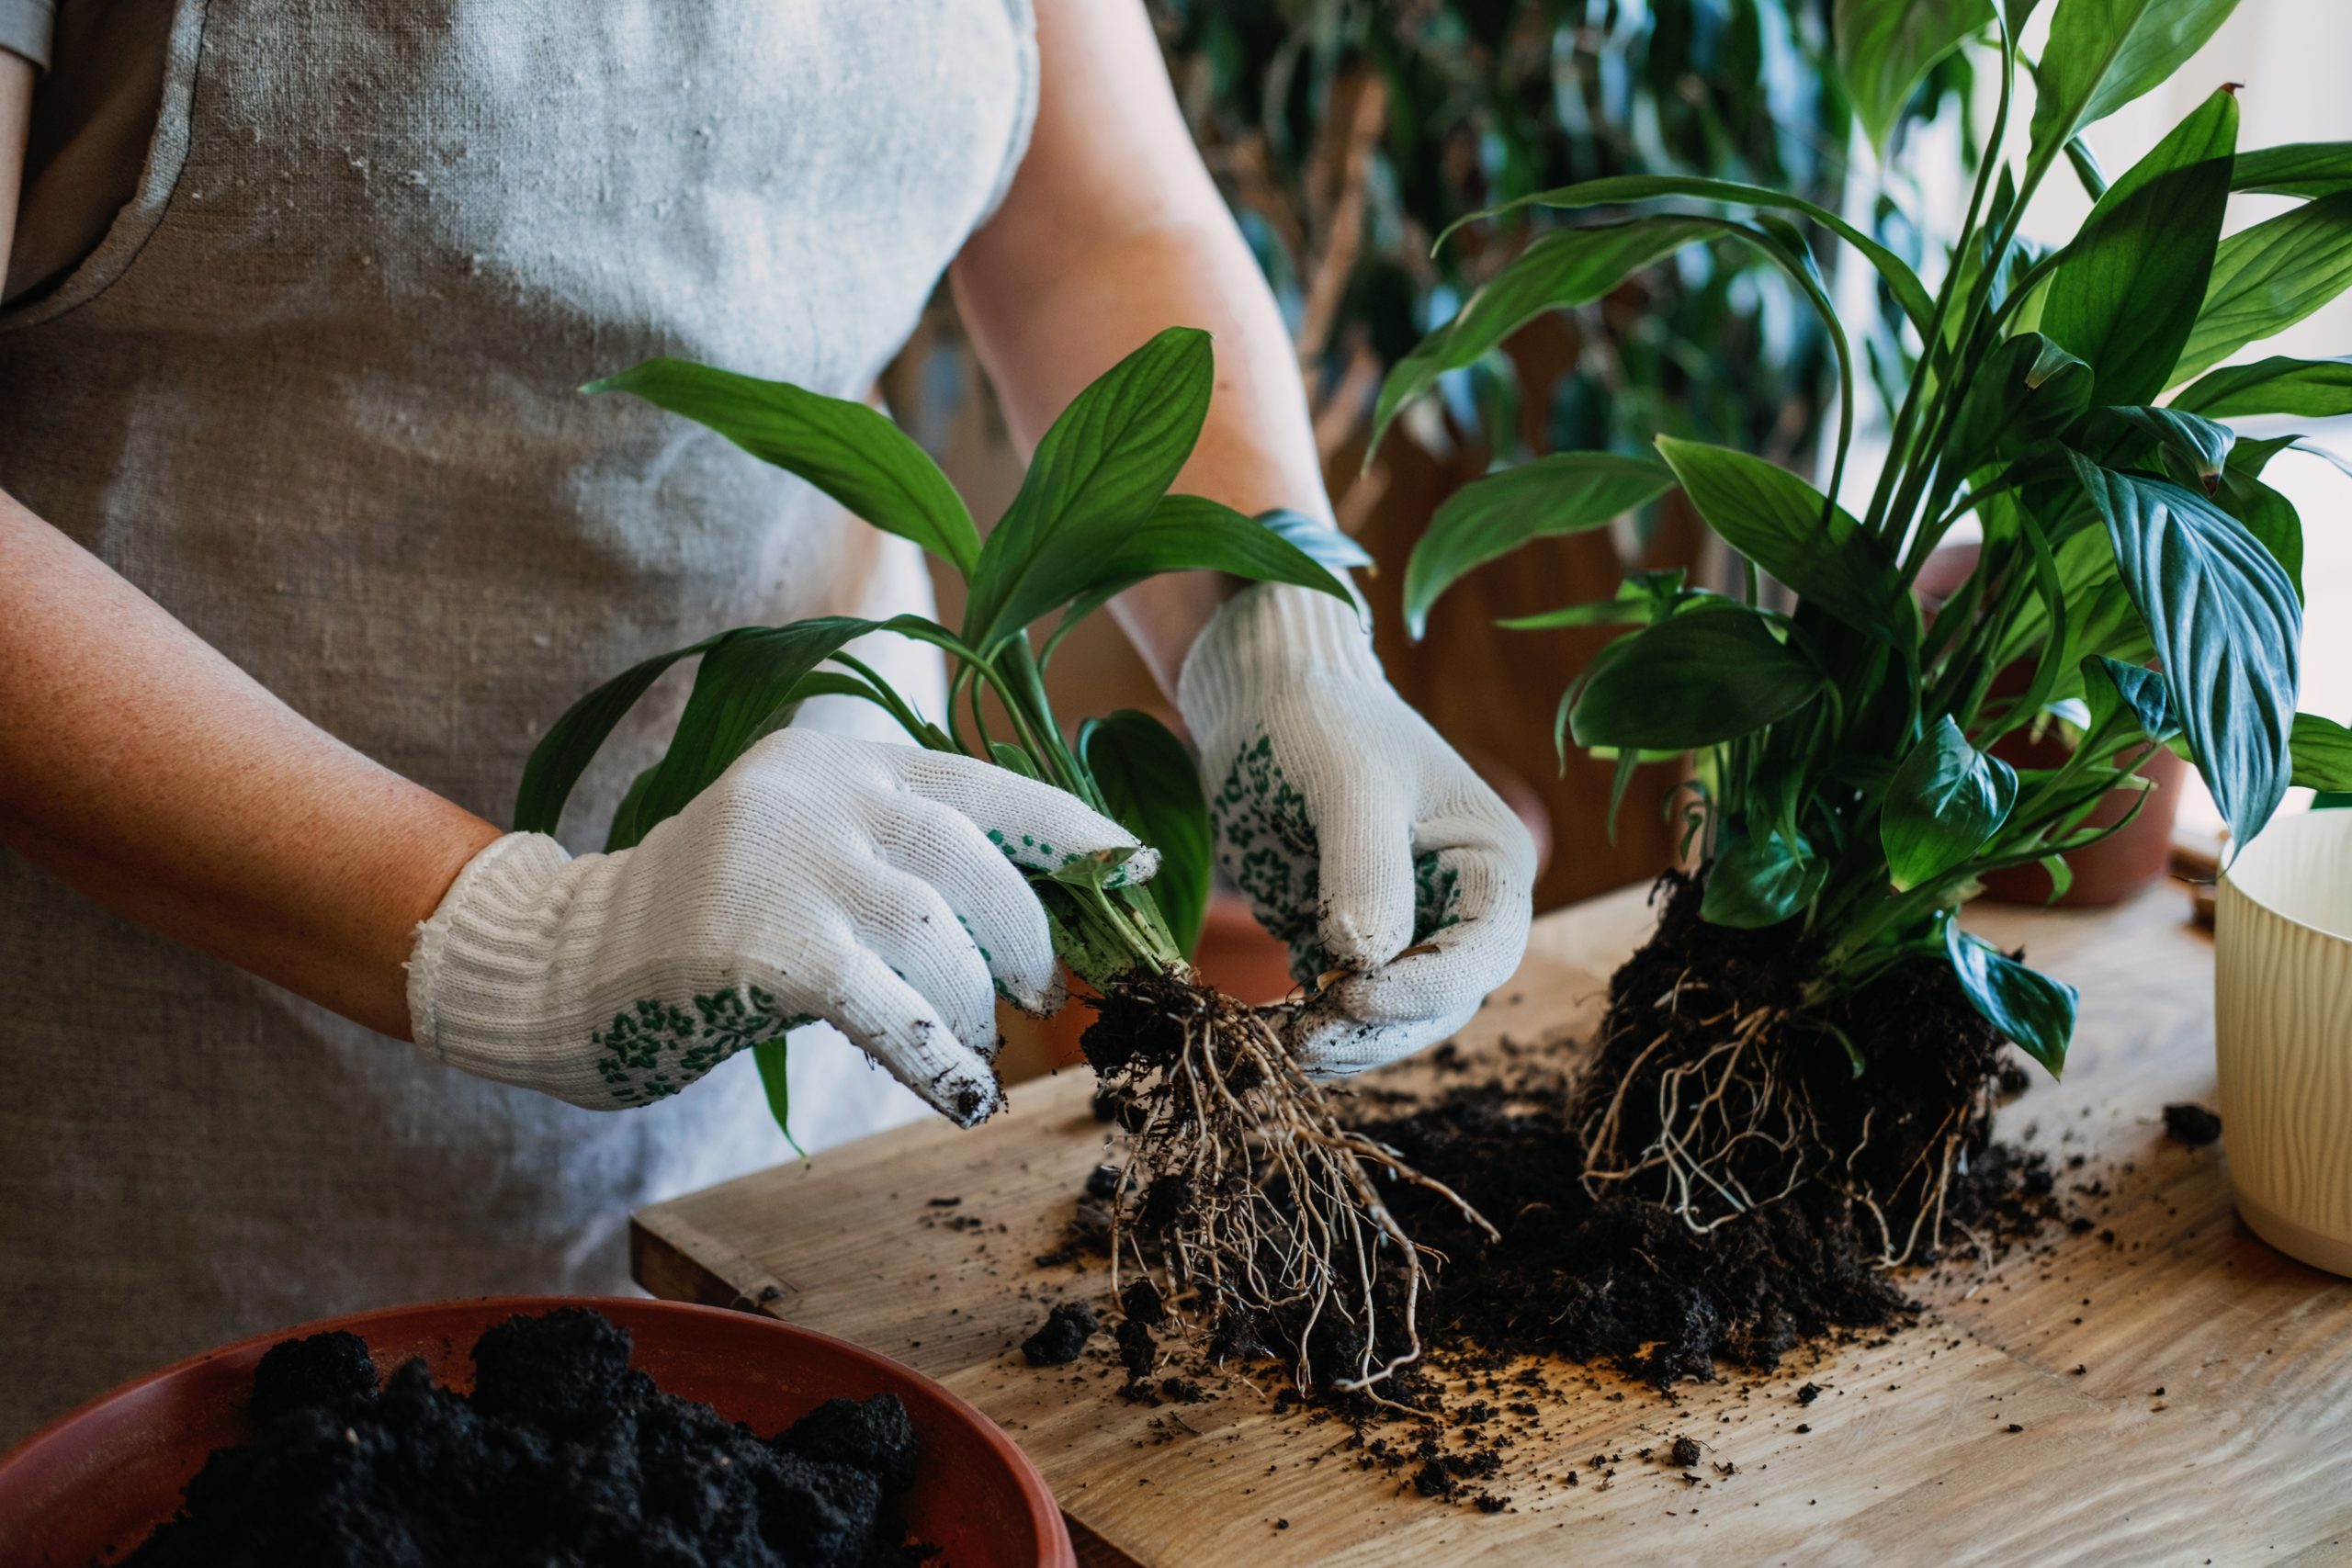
[1153,0,1964,466]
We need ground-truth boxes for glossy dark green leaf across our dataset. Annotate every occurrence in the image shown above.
[752,1042,803,1156]
[634,617,905,833]
[1252,508,1375,574]
[1403,452,1679,636]
[1654,436,1903,637]
[2171,355,2352,418]
[1945,334,2094,477]
[2041,86,2237,405]
[2069,455,2300,847]
[1945,920,2079,1076]
[2174,191,2352,385]
[2028,0,2241,168]
[1567,606,1826,751]
[2213,466,2303,600]
[1882,716,2019,891]
[2290,712,2352,792]
[1442,174,1936,332]
[1043,495,1358,657]
[1079,710,1212,956]
[2233,142,2352,198]
[2082,653,2178,741]
[967,328,1214,651]
[517,632,726,836]
[2080,404,2236,490]
[1838,0,1993,155]
[1702,825,1826,929]
[1374,217,1725,452]
[586,358,981,579]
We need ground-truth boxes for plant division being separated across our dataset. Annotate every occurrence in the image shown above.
[1388,0,2352,1263]
[516,328,1488,1393]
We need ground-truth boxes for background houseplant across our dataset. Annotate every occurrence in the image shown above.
[1393,0,2352,1255]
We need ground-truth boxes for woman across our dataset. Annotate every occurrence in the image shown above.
[0,0,1534,1438]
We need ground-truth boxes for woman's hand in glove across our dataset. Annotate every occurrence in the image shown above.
[1179,584,1536,1077]
[404,729,1154,1124]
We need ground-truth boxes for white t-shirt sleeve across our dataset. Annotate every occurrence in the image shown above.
[1,0,52,69]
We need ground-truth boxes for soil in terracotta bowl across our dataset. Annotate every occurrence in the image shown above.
[119,1306,931,1568]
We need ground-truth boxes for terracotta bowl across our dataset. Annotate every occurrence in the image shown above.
[0,1295,1073,1568]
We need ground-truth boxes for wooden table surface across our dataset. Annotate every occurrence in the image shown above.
[633,881,2352,1567]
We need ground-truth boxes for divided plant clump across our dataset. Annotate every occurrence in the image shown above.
[518,328,1485,1394]
[1389,0,2352,1263]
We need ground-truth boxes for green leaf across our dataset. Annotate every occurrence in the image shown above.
[1251,508,1375,574]
[2290,712,2352,791]
[1403,453,1678,637]
[1499,570,1696,632]
[516,631,729,836]
[2080,404,2236,490]
[1838,0,1992,155]
[1078,711,1212,957]
[1043,495,1359,656]
[2233,142,2352,198]
[2068,455,2300,847]
[2042,86,2237,406]
[751,1041,805,1157]
[1945,920,2079,1076]
[1440,174,1936,333]
[966,328,1214,651]
[586,358,981,579]
[1567,606,1826,751]
[2028,0,2241,169]
[1882,716,2019,892]
[2213,466,2303,599]
[2082,653,2178,741]
[2171,355,2352,418]
[633,617,903,833]
[1945,335,2094,477]
[1374,217,1726,453]
[1702,825,1826,929]
[2173,191,2352,386]
[1653,436,1903,637]
[989,741,1041,779]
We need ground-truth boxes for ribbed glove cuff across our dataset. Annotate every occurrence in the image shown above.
[405,832,573,1061]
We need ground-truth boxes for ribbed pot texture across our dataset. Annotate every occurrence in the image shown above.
[2216,811,2352,1275]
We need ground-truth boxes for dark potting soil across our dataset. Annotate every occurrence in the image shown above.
[119,1308,930,1568]
[2163,1102,2222,1146]
[1021,1301,1098,1367]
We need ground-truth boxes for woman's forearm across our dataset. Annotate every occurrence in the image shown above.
[950,0,1332,695]
[0,491,502,1037]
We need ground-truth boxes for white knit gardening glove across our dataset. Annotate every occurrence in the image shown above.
[405,730,1156,1125]
[1179,583,1536,1077]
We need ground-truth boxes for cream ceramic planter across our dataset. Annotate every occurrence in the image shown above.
[2216,810,2352,1275]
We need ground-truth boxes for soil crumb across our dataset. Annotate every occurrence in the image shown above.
[2163,1102,2222,1146]
[122,1307,930,1567]
[1023,1301,1100,1367]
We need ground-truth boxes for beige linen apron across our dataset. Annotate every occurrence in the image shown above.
[0,0,1035,1438]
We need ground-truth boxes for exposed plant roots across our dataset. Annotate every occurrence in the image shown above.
[1575,873,2005,1268]
[1080,968,1494,1396]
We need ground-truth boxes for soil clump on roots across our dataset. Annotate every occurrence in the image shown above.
[1049,874,2061,1450]
[1077,965,1492,1397]
[123,1307,931,1567]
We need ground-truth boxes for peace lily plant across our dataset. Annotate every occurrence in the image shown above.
[518,329,1484,1392]
[1389,0,2352,1252]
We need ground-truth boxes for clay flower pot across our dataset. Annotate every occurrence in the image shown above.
[1916,543,2183,908]
[0,1296,1074,1568]
[2216,812,2352,1276]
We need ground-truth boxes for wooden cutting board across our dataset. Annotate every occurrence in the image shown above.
[633,881,2352,1567]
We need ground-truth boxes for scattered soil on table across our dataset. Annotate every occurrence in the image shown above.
[121,1307,930,1568]
[1033,874,2071,1511]
[2163,1102,2222,1146]
[1022,1301,1098,1367]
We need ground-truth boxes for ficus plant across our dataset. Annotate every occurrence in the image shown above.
[515,327,1485,1391]
[1387,0,2352,1251]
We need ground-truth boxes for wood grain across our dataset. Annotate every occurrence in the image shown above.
[634,881,2351,1567]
